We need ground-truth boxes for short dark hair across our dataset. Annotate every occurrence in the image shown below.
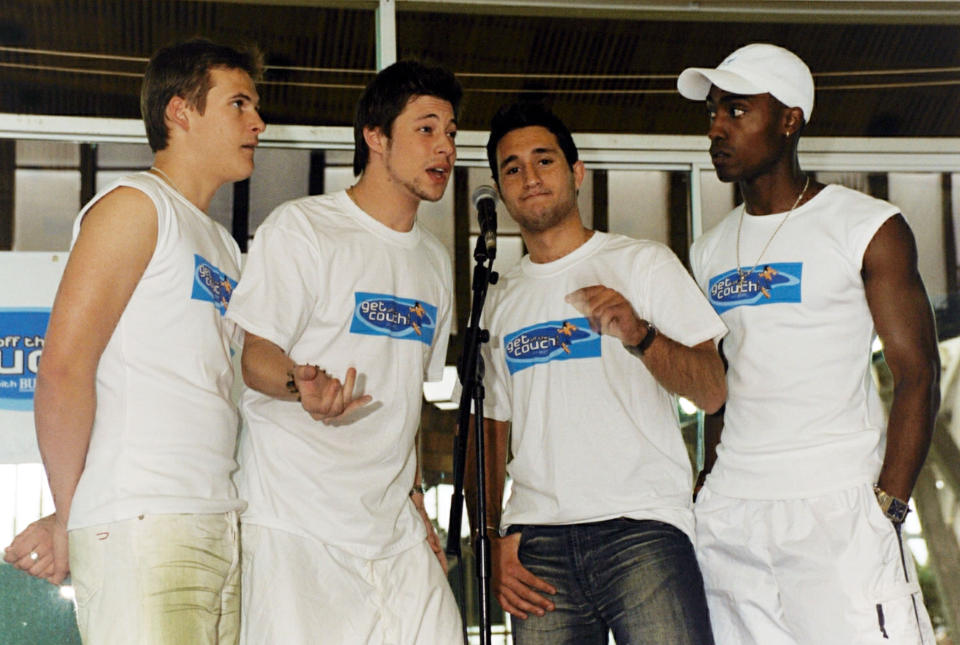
[352,60,462,176]
[486,102,579,184]
[141,38,264,152]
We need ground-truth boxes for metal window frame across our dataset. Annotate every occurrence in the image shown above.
[6,113,960,235]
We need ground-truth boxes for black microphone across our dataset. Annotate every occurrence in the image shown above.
[472,185,498,259]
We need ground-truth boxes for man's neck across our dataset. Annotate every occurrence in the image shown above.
[151,151,221,214]
[739,155,808,216]
[524,214,595,264]
[347,166,420,233]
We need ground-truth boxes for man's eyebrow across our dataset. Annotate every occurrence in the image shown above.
[499,146,558,170]
[499,154,518,170]
[229,92,256,103]
[413,112,457,125]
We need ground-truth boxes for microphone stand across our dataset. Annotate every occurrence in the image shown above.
[447,234,498,645]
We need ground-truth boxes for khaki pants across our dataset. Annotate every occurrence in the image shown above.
[70,512,240,645]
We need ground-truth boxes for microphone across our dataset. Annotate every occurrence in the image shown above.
[472,185,498,259]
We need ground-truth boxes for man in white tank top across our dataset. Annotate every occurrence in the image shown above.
[678,44,938,644]
[4,39,265,644]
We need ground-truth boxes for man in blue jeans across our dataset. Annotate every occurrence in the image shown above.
[466,101,726,644]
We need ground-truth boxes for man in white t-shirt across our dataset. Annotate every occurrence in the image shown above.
[225,61,463,644]
[467,101,727,644]
[678,43,939,644]
[3,39,265,644]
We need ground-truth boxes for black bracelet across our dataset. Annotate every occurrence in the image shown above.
[285,369,301,401]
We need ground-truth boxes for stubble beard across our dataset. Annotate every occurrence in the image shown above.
[384,144,447,204]
[513,190,578,234]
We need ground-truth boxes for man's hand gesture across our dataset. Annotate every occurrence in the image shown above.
[294,365,372,423]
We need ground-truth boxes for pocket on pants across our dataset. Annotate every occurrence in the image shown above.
[860,494,932,644]
[872,582,925,643]
[68,527,107,610]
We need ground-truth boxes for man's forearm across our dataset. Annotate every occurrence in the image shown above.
[877,373,938,501]
[34,366,97,526]
[861,213,939,503]
[240,333,299,400]
[637,337,727,413]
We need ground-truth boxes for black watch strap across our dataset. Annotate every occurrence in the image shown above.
[624,322,657,358]
[637,323,657,354]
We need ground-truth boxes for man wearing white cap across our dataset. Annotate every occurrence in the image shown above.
[678,43,939,644]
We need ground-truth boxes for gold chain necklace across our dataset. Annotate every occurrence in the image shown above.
[736,174,810,288]
[149,166,185,198]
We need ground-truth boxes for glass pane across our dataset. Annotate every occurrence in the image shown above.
[96,142,153,169]
[325,150,353,166]
[208,183,235,232]
[14,169,80,251]
[698,170,735,235]
[249,148,311,233]
[417,184,455,268]
[607,170,669,244]
[95,169,136,192]
[889,172,946,301]
[15,141,79,168]
[324,166,355,196]
[815,171,870,194]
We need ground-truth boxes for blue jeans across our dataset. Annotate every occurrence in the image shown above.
[510,518,714,645]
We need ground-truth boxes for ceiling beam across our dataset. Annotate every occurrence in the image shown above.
[193,0,960,24]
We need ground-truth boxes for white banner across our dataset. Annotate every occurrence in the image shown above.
[0,252,65,463]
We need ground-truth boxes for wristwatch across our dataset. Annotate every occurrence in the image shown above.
[874,485,910,524]
[624,322,657,358]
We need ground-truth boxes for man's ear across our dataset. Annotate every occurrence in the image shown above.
[364,125,387,157]
[783,106,804,138]
[572,160,586,190]
[165,95,190,133]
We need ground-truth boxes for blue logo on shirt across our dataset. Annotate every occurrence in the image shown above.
[350,292,437,345]
[191,254,237,316]
[0,308,49,410]
[707,262,802,313]
[503,317,601,374]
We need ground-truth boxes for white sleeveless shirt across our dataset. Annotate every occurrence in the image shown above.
[691,184,898,499]
[68,172,245,530]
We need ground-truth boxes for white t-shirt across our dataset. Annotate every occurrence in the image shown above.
[482,232,727,539]
[226,191,452,558]
[69,172,244,530]
[690,184,898,499]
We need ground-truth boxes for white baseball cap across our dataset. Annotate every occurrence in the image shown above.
[677,43,815,123]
